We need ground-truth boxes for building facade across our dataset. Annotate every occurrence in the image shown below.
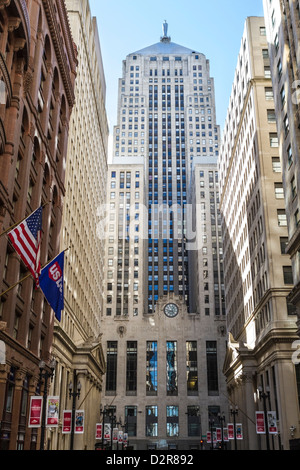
[220,17,299,450]
[0,0,76,450]
[262,0,300,337]
[100,24,228,451]
[47,0,109,450]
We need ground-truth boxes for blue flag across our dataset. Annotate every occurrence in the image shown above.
[39,252,64,322]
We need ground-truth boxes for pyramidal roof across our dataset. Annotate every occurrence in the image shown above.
[132,21,199,57]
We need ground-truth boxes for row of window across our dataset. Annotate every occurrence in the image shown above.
[106,340,219,396]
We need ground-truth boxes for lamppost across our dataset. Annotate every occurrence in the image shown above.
[230,405,238,450]
[68,371,81,451]
[209,415,214,450]
[100,405,116,450]
[39,358,56,451]
[258,386,270,451]
[218,412,226,450]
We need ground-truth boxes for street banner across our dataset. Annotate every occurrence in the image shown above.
[75,410,84,433]
[236,424,243,440]
[216,428,222,441]
[46,396,59,427]
[123,432,128,443]
[28,396,43,428]
[228,423,234,439]
[256,411,265,434]
[268,411,278,434]
[104,423,111,440]
[113,428,119,442]
[62,411,72,434]
[96,423,102,440]
[206,431,211,444]
[223,428,229,442]
[118,431,123,443]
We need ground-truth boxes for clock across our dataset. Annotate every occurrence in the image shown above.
[164,303,179,318]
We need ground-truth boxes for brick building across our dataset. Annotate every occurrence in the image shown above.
[0,0,76,450]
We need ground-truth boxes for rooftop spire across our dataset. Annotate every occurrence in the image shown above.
[161,20,171,43]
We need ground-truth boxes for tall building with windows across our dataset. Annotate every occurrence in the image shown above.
[48,0,108,451]
[262,0,300,337]
[220,17,299,450]
[101,23,228,450]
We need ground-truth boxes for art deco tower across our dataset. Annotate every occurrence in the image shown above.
[101,23,227,450]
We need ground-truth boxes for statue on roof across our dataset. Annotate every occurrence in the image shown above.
[161,20,171,42]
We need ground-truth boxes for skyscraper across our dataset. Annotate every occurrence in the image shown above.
[100,23,227,450]
[220,17,299,450]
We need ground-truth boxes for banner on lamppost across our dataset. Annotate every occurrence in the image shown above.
[46,396,59,427]
[256,411,265,434]
[206,431,211,444]
[75,410,84,434]
[96,423,102,440]
[28,396,43,428]
[113,428,119,442]
[227,423,234,439]
[268,411,278,434]
[118,431,123,444]
[216,428,222,441]
[123,432,128,443]
[104,423,111,440]
[223,428,229,442]
[236,424,243,440]
[62,411,72,434]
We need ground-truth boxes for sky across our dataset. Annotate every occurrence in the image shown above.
[89,0,264,137]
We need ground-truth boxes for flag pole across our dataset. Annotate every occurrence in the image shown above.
[0,202,50,239]
[0,247,69,299]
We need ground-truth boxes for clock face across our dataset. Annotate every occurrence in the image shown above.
[164,303,179,318]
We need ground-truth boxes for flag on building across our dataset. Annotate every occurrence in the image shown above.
[39,251,64,321]
[8,207,42,286]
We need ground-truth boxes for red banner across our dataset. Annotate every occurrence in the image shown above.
[28,397,43,428]
[96,423,102,440]
[206,431,211,443]
[228,423,234,439]
[62,411,72,434]
[46,396,59,427]
[256,411,265,434]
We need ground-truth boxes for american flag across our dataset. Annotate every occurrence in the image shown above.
[8,207,43,286]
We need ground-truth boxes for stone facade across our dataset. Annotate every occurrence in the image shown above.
[220,17,299,450]
[47,0,109,450]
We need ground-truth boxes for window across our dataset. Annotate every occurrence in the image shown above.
[291,177,297,199]
[146,406,158,437]
[146,341,158,395]
[166,341,178,395]
[186,342,198,393]
[283,266,293,285]
[280,237,289,255]
[206,341,219,395]
[187,406,201,437]
[277,209,287,226]
[275,183,284,199]
[270,133,278,147]
[125,406,137,437]
[267,109,276,123]
[166,406,179,437]
[126,342,137,393]
[106,342,118,392]
[272,157,281,173]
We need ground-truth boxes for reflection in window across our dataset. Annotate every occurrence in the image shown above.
[146,406,158,437]
[167,406,179,437]
[186,341,198,393]
[146,341,157,394]
[166,341,177,395]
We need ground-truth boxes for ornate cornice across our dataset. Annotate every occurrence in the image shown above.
[42,0,76,108]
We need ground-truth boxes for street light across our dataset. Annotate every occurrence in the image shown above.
[39,358,56,451]
[68,371,81,451]
[258,385,270,451]
[230,405,238,450]
[218,412,226,450]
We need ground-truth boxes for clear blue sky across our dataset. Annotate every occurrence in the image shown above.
[89,0,264,134]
